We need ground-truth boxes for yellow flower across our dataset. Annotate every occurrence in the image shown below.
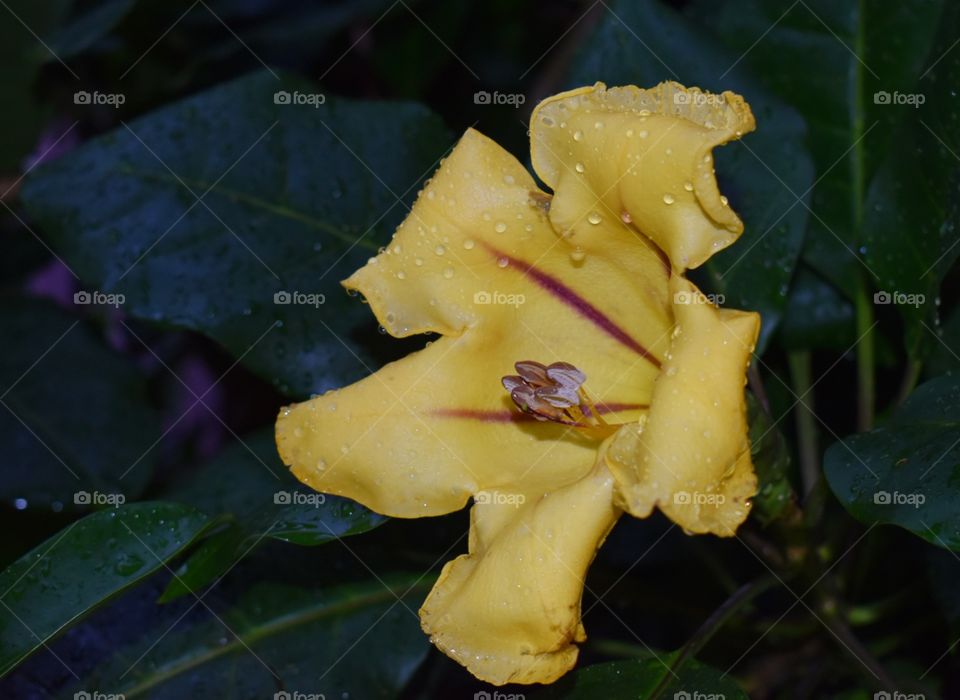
[276,82,760,685]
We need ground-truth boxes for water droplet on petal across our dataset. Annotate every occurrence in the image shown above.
[663,194,675,205]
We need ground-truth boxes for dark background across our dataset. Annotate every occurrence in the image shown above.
[1,1,959,698]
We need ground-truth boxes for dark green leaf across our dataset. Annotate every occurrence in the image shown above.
[698,0,945,296]
[159,429,385,601]
[862,2,960,357]
[20,69,452,397]
[748,393,795,525]
[69,577,432,699]
[568,0,814,350]
[925,304,960,376]
[778,266,855,351]
[0,298,160,509]
[533,655,748,700]
[0,502,214,676]
[824,374,960,548]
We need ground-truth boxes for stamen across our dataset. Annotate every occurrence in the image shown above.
[501,360,606,429]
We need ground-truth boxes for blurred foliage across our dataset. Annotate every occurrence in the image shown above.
[0,0,958,698]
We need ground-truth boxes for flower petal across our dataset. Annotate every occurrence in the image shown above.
[530,82,755,271]
[420,458,620,685]
[605,277,760,536]
[277,128,672,517]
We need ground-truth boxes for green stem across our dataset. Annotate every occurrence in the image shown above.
[787,351,819,497]
[854,282,876,431]
[894,359,922,407]
[648,575,779,700]
[852,0,875,433]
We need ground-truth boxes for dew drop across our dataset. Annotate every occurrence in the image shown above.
[683,181,694,192]
[497,257,509,268]
[396,270,406,280]
[570,247,586,263]
[443,267,455,279]
[663,194,675,205]
[463,239,475,250]
[587,211,602,225]
[573,129,584,141]
[494,222,507,233]
[434,245,446,255]
[575,162,585,173]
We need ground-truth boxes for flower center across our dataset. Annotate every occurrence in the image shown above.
[502,360,611,431]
